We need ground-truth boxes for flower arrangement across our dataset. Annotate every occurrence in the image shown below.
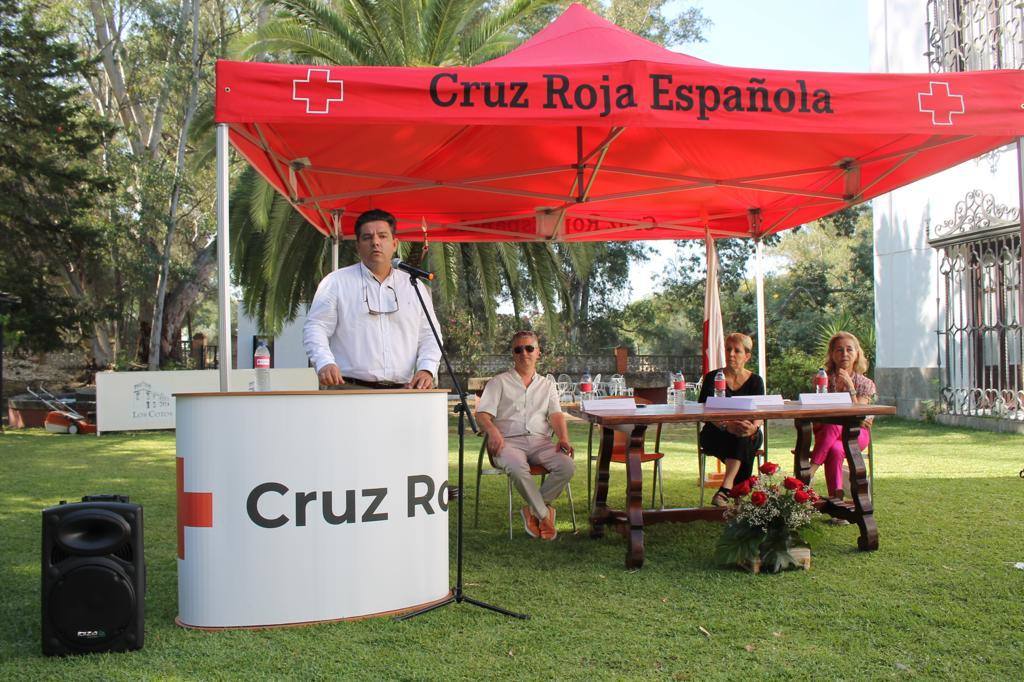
[714,461,821,573]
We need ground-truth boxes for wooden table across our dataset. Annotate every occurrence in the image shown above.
[569,402,897,569]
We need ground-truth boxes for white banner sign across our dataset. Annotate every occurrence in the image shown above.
[96,369,317,433]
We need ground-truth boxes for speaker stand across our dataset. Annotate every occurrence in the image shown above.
[396,276,528,622]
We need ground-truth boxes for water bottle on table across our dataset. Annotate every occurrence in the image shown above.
[713,369,726,398]
[673,371,686,404]
[254,341,271,391]
[579,370,593,401]
[814,367,828,393]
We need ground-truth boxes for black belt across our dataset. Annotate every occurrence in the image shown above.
[346,377,405,389]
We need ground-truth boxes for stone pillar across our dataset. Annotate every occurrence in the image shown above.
[191,333,207,370]
[614,346,628,374]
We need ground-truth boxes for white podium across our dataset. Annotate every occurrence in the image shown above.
[175,390,451,628]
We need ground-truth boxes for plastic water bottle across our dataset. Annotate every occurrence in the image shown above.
[666,372,676,406]
[580,370,593,399]
[814,367,828,394]
[254,341,271,391]
[673,371,686,400]
[713,369,726,397]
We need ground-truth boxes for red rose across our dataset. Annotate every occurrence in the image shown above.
[747,476,758,486]
[806,488,820,502]
[751,491,768,507]
[783,476,804,490]
[794,489,810,503]
[759,461,779,475]
[730,480,751,498]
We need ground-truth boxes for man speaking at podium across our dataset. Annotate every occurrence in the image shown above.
[303,209,441,390]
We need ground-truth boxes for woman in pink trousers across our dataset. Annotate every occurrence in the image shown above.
[808,331,876,502]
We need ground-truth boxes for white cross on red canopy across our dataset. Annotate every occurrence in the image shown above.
[292,68,344,115]
[918,81,966,126]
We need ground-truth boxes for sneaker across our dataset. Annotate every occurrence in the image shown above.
[539,505,558,541]
[521,506,540,538]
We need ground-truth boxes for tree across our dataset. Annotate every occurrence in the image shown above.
[0,0,115,356]
[220,0,565,342]
[518,0,708,46]
[222,0,707,353]
[764,205,875,369]
[46,0,262,367]
[622,206,876,396]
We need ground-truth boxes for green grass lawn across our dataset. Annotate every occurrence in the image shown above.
[2,418,1023,679]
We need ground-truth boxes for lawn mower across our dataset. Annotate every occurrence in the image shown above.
[26,386,96,435]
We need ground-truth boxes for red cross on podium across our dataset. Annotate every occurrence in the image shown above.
[177,457,212,560]
[292,68,344,114]
[917,81,965,126]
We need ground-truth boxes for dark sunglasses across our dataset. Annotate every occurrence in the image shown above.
[513,345,536,354]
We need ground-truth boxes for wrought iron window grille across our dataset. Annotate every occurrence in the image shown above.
[930,190,1022,421]
[926,0,1024,74]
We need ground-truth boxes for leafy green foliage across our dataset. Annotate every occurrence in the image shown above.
[625,207,875,388]
[758,528,804,574]
[766,347,821,399]
[0,0,115,353]
[713,518,763,565]
[518,0,710,46]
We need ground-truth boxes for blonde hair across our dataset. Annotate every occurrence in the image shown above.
[724,332,753,355]
[825,332,868,374]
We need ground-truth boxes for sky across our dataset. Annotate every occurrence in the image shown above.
[626,0,870,300]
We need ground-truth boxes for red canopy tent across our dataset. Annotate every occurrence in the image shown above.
[211,3,1024,388]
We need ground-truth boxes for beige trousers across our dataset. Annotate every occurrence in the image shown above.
[494,434,575,520]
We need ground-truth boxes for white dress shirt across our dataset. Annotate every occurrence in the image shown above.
[302,262,442,383]
[476,370,562,438]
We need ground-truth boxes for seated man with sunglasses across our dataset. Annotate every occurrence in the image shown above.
[303,209,440,390]
[476,331,575,541]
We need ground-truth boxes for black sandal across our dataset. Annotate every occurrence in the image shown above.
[711,488,731,508]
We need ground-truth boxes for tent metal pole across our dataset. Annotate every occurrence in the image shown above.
[216,124,232,392]
[1017,137,1023,377]
[755,237,767,382]
[331,212,339,271]
[330,210,340,270]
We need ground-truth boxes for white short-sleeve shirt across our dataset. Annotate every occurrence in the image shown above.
[476,369,561,438]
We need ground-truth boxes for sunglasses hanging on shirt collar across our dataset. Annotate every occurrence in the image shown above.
[363,279,399,315]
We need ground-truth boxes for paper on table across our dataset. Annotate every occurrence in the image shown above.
[582,398,636,412]
[706,396,758,410]
[705,395,785,410]
[798,392,853,405]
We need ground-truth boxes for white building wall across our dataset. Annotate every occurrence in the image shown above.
[868,0,1020,415]
[236,307,310,369]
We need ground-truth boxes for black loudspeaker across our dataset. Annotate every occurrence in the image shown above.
[41,495,145,656]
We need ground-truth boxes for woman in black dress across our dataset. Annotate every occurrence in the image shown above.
[698,332,765,507]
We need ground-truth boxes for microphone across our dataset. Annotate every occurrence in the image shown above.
[392,258,434,281]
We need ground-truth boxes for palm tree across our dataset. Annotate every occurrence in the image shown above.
[223,0,591,344]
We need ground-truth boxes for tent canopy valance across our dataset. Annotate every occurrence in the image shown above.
[214,4,1024,243]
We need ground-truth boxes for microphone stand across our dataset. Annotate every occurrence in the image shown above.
[396,273,528,621]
